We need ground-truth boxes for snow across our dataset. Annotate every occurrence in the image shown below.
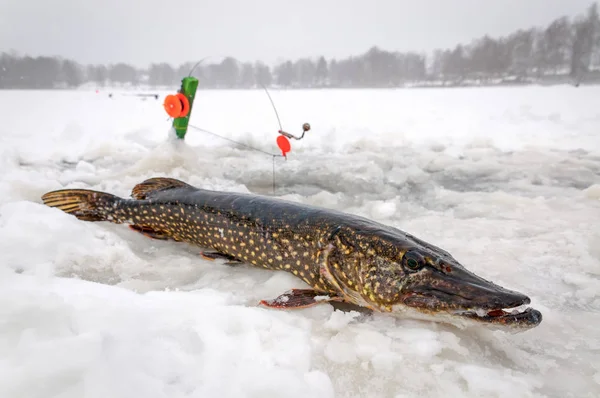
[1,85,599,397]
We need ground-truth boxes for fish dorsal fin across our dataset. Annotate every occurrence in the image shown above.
[131,177,193,200]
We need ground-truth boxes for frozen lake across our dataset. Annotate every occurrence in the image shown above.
[0,85,599,397]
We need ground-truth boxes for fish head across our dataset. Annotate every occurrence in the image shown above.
[346,230,542,332]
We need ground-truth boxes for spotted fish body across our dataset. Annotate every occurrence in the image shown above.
[42,177,543,331]
[43,178,406,301]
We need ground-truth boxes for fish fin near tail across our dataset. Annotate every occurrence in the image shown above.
[129,225,173,240]
[200,251,243,265]
[259,289,343,309]
[131,177,194,200]
[41,189,121,222]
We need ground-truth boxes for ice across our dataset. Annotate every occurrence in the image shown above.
[1,85,600,397]
[584,184,600,200]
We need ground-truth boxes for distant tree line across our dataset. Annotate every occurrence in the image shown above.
[1,2,599,89]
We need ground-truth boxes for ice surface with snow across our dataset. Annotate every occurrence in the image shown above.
[0,86,599,398]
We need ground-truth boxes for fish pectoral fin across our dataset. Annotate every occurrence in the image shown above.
[200,251,243,265]
[259,289,342,309]
[131,177,193,200]
[129,225,172,240]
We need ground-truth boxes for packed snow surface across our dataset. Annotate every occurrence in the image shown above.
[0,86,599,398]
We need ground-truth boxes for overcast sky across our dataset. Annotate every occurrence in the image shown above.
[0,0,596,67]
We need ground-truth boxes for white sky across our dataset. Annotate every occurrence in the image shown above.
[0,0,596,66]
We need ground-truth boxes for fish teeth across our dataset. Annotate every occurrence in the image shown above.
[504,304,528,314]
[474,308,488,317]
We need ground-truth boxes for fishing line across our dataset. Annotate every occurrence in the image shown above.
[188,124,281,157]
[272,156,276,194]
[188,57,210,77]
[188,55,230,77]
[260,83,283,132]
[187,124,283,194]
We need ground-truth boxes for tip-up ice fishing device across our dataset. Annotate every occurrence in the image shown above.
[160,61,312,161]
[163,76,199,139]
[163,60,210,139]
[156,59,314,194]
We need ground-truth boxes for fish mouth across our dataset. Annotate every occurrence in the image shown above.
[454,304,541,326]
[400,267,542,329]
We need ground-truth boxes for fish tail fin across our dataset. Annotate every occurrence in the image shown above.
[41,189,122,222]
[131,177,193,200]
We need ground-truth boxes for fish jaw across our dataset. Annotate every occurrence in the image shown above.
[393,265,542,331]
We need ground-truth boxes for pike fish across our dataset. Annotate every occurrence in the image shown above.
[42,177,542,331]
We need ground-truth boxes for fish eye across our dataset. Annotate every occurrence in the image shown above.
[403,251,425,272]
